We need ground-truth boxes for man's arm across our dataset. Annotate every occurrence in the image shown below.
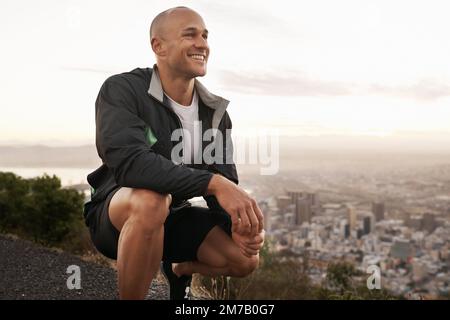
[205,174,264,236]
[95,77,213,200]
[203,112,264,236]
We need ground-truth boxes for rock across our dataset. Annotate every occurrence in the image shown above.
[0,234,209,300]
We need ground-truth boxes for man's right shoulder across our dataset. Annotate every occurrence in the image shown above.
[102,67,153,90]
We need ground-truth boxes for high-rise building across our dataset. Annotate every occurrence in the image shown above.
[296,197,312,225]
[276,195,291,211]
[310,193,320,216]
[287,190,303,205]
[372,202,385,221]
[258,201,271,232]
[287,190,317,207]
[340,219,350,239]
[287,190,317,225]
[363,215,372,235]
[357,228,364,239]
[422,212,436,234]
[308,193,318,206]
[344,223,350,239]
[347,204,357,230]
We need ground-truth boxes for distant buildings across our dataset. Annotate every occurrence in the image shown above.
[258,200,271,232]
[276,195,291,212]
[423,213,437,234]
[372,202,385,221]
[390,239,413,262]
[340,219,350,239]
[259,162,450,298]
[407,213,437,234]
[284,212,295,225]
[286,190,318,225]
[287,190,303,208]
[296,197,312,225]
[408,215,423,230]
[356,228,364,239]
[363,214,373,235]
[347,204,357,230]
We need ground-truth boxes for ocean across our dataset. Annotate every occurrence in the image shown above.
[0,167,92,187]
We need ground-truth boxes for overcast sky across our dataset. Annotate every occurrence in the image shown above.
[1,0,450,145]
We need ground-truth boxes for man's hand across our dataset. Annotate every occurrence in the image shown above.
[206,174,264,236]
[232,229,265,258]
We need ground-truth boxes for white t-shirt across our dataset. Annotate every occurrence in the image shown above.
[165,90,201,164]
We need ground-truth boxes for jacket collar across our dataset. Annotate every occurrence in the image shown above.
[147,64,229,111]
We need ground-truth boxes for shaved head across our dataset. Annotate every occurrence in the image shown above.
[150,6,199,41]
[149,6,209,79]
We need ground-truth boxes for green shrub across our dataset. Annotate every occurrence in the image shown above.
[0,172,86,249]
[0,172,30,231]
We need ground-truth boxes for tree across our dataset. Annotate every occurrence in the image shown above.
[0,172,85,248]
[22,174,85,245]
[0,172,30,231]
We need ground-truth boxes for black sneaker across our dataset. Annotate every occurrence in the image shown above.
[160,261,192,300]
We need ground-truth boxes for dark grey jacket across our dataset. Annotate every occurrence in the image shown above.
[84,65,238,220]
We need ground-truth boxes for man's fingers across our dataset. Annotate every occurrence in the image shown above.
[246,248,259,256]
[241,246,259,256]
[240,249,253,258]
[245,229,266,244]
[253,201,264,233]
[247,203,259,236]
[230,211,240,233]
[236,242,252,257]
[235,239,259,255]
[246,237,264,246]
[244,243,262,251]
[239,208,251,235]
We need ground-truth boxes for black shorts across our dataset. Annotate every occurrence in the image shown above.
[83,188,232,262]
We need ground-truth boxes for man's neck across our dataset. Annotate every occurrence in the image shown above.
[157,64,195,106]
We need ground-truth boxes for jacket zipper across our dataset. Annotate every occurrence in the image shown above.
[153,98,186,165]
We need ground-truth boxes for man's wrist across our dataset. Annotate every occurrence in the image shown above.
[205,174,220,196]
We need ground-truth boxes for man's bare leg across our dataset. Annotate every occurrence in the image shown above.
[108,187,171,300]
[172,226,259,278]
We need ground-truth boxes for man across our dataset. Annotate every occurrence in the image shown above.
[83,6,265,300]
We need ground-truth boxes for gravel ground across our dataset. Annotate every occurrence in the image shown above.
[0,234,174,300]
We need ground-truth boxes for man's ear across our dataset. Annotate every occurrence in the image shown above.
[151,37,166,57]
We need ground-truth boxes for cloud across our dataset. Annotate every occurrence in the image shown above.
[369,79,450,101]
[217,68,352,97]
[218,68,450,100]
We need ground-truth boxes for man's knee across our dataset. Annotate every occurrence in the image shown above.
[232,255,259,278]
[128,189,171,229]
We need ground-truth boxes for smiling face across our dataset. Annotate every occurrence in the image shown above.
[151,8,209,79]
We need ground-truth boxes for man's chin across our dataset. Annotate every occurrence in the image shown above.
[193,68,207,78]
[186,65,207,78]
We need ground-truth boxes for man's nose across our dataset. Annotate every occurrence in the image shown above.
[194,36,208,49]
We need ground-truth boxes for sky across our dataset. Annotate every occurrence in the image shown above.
[1,0,450,146]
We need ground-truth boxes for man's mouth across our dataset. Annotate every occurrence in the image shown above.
[188,54,206,62]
